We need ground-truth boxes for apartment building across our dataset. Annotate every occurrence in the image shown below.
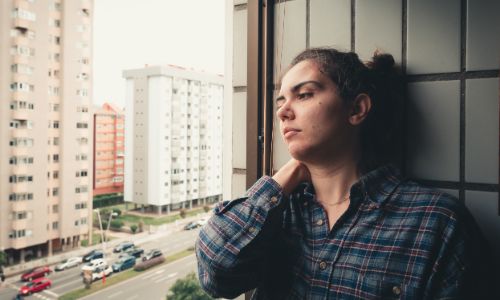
[93,103,124,196]
[123,65,223,213]
[0,0,93,263]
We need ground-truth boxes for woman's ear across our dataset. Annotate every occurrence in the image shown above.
[349,93,372,125]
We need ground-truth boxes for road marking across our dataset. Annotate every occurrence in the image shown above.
[153,272,178,283]
[50,276,82,291]
[108,290,123,298]
[43,289,59,297]
[125,295,139,300]
[143,269,165,280]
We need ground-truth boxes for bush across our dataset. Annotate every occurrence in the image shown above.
[130,224,138,234]
[167,272,213,300]
[179,209,186,219]
[134,256,165,271]
[110,219,124,230]
[203,205,210,213]
[112,208,122,216]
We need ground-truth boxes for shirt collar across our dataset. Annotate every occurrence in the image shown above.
[301,164,403,207]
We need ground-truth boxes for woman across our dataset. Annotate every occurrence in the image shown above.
[196,48,494,299]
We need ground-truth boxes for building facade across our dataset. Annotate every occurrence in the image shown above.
[93,103,124,196]
[123,65,223,213]
[0,0,93,262]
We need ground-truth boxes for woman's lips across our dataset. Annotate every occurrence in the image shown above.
[283,128,300,139]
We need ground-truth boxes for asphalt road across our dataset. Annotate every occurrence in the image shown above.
[0,227,201,300]
[83,254,198,300]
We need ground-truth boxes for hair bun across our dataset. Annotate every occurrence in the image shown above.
[370,53,395,74]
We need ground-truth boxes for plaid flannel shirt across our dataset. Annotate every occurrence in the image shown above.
[196,164,495,299]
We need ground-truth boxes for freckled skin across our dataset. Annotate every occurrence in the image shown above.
[276,60,358,164]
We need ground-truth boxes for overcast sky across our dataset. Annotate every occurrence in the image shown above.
[93,0,226,108]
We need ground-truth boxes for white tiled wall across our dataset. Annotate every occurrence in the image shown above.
[407,81,461,181]
[355,0,402,64]
[406,0,461,74]
[233,92,247,169]
[233,9,247,87]
[465,78,499,184]
[310,0,351,50]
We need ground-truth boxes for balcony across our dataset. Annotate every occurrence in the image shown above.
[13,18,31,31]
[10,182,29,193]
[11,146,29,156]
[12,109,29,120]
[11,200,28,212]
[11,164,28,174]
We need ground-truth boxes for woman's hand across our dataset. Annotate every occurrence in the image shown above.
[272,159,311,196]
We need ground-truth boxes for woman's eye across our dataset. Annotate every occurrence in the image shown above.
[298,92,313,100]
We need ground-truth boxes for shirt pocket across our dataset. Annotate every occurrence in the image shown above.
[359,277,421,300]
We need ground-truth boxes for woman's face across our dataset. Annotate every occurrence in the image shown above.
[276,60,356,163]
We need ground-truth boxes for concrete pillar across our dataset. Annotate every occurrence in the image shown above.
[189,199,193,209]
[167,205,171,214]
[157,205,162,215]
[48,240,53,256]
[20,249,25,263]
[141,205,144,213]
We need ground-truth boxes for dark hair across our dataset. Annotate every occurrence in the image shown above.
[289,47,406,173]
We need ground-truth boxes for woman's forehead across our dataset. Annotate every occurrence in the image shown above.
[280,60,327,92]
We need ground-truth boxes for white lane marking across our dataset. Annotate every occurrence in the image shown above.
[153,272,178,284]
[108,291,123,298]
[43,289,59,297]
[143,269,165,280]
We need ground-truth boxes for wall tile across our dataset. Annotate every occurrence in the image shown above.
[465,191,500,254]
[274,0,306,79]
[310,0,351,51]
[355,0,402,64]
[233,9,247,87]
[233,92,247,169]
[406,81,460,181]
[466,0,500,70]
[465,78,499,184]
[407,0,461,74]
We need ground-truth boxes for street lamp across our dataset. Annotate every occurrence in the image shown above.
[93,209,118,258]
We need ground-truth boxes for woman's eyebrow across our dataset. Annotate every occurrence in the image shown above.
[276,80,323,102]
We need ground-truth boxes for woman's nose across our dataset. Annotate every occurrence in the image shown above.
[276,101,294,121]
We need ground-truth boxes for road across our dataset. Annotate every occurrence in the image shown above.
[83,254,197,300]
[0,227,201,300]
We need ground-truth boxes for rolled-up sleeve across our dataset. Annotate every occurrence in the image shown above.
[195,176,285,298]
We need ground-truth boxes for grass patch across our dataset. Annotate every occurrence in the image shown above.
[59,248,195,300]
[116,207,206,226]
[81,233,115,247]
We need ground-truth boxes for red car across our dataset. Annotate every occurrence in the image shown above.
[19,277,52,295]
[20,266,51,281]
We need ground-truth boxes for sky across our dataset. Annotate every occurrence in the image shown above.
[93,0,226,108]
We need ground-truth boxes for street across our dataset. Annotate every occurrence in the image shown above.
[0,226,201,300]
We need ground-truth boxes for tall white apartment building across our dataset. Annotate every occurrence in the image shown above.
[123,65,223,213]
[0,0,93,263]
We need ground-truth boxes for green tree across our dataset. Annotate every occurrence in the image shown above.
[0,251,8,266]
[110,219,124,230]
[179,209,187,219]
[166,272,213,300]
[130,224,138,234]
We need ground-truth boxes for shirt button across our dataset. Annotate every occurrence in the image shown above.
[270,196,278,204]
[392,285,401,296]
[316,219,324,226]
[248,227,256,233]
[319,261,327,270]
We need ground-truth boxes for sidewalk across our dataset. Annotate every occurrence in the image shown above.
[0,212,209,284]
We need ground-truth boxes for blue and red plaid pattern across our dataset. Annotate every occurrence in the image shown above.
[196,164,495,299]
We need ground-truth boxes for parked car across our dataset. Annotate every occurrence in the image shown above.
[20,266,51,281]
[55,257,82,271]
[183,221,201,230]
[91,265,113,281]
[142,249,163,261]
[18,277,51,295]
[122,247,144,259]
[82,250,104,262]
[81,258,107,273]
[113,241,134,253]
[112,255,136,272]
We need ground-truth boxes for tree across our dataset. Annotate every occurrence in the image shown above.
[110,219,124,230]
[167,272,213,300]
[0,251,8,266]
[130,224,138,234]
[179,209,186,219]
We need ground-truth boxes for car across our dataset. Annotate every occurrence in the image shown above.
[91,265,113,281]
[142,249,163,261]
[113,241,134,253]
[81,258,107,273]
[82,250,104,262]
[197,218,208,226]
[20,266,51,281]
[183,221,200,230]
[112,255,135,272]
[18,277,51,295]
[55,257,82,271]
[121,247,144,259]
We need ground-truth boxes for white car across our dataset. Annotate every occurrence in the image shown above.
[55,257,82,271]
[91,265,113,281]
[81,258,107,273]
